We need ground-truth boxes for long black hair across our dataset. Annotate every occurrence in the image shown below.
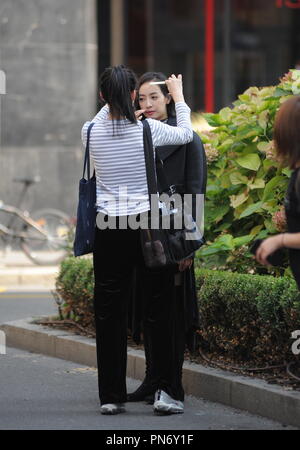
[135,71,176,118]
[99,65,137,125]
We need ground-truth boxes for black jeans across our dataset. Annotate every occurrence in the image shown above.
[93,218,184,405]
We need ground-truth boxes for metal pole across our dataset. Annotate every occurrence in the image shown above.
[205,0,215,112]
[223,0,232,107]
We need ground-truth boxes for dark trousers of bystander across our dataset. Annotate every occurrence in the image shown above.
[92,215,185,405]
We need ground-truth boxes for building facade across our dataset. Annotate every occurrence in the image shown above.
[0,0,97,218]
[1,0,300,215]
[103,0,300,113]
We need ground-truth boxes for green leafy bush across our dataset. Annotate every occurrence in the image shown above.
[196,69,300,274]
[55,256,94,329]
[195,268,300,364]
[55,257,300,365]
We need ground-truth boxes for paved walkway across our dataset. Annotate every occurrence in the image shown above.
[0,251,298,430]
[0,346,294,430]
[0,288,297,430]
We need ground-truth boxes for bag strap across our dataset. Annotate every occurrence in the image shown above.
[155,156,180,195]
[83,122,95,180]
[142,121,178,195]
[142,120,159,203]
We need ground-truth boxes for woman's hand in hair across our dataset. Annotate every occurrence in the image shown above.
[165,74,184,103]
[135,109,145,120]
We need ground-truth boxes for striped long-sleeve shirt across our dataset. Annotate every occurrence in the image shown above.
[81,102,192,216]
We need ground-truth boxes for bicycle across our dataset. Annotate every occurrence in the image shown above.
[0,176,72,265]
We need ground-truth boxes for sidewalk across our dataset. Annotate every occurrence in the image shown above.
[1,316,299,428]
[0,249,58,289]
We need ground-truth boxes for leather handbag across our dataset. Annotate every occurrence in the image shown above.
[140,120,205,268]
[73,122,96,257]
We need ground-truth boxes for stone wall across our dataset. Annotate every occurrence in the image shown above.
[0,0,97,218]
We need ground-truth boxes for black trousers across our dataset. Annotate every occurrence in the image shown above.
[93,218,185,405]
[142,284,186,401]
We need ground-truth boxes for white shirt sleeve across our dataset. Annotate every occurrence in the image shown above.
[147,102,193,147]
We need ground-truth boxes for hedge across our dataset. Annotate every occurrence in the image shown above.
[54,257,300,365]
[195,268,300,365]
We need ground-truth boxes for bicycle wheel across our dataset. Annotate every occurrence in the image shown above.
[20,208,71,265]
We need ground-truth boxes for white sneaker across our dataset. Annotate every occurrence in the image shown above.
[153,390,184,414]
[100,403,125,415]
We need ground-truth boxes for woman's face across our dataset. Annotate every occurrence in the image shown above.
[138,82,171,121]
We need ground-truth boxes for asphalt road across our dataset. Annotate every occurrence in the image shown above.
[0,289,296,431]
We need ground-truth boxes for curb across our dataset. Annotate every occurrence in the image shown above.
[1,317,300,428]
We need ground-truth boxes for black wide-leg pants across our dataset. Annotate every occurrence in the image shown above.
[92,219,185,405]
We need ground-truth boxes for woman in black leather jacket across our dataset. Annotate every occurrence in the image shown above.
[127,72,207,404]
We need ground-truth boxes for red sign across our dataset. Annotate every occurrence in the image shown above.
[276,0,300,8]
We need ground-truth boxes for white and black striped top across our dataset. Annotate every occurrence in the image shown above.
[81,102,192,216]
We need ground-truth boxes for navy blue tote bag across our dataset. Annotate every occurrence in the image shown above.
[73,122,96,257]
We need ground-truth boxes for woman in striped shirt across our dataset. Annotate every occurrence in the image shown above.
[82,65,193,415]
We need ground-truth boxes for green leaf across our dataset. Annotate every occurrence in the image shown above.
[220,174,232,189]
[198,245,227,257]
[214,222,232,232]
[206,184,222,195]
[237,126,262,140]
[239,201,263,219]
[258,110,268,131]
[219,107,232,123]
[292,82,300,95]
[238,94,250,103]
[262,176,286,202]
[250,224,264,236]
[203,113,221,127]
[233,235,254,247]
[248,178,265,190]
[229,172,249,185]
[205,203,230,223]
[256,229,269,240]
[214,234,235,250]
[273,87,290,98]
[282,167,292,177]
[263,159,276,171]
[230,192,249,208]
[264,219,277,234]
[257,141,270,152]
[236,153,261,171]
[261,200,278,213]
[218,138,234,152]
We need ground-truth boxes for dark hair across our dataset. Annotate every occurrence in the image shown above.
[135,71,176,118]
[274,95,300,170]
[99,65,137,125]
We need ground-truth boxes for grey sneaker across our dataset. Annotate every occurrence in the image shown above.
[153,390,184,414]
[100,403,126,415]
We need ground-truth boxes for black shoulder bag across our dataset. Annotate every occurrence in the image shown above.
[73,122,97,257]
